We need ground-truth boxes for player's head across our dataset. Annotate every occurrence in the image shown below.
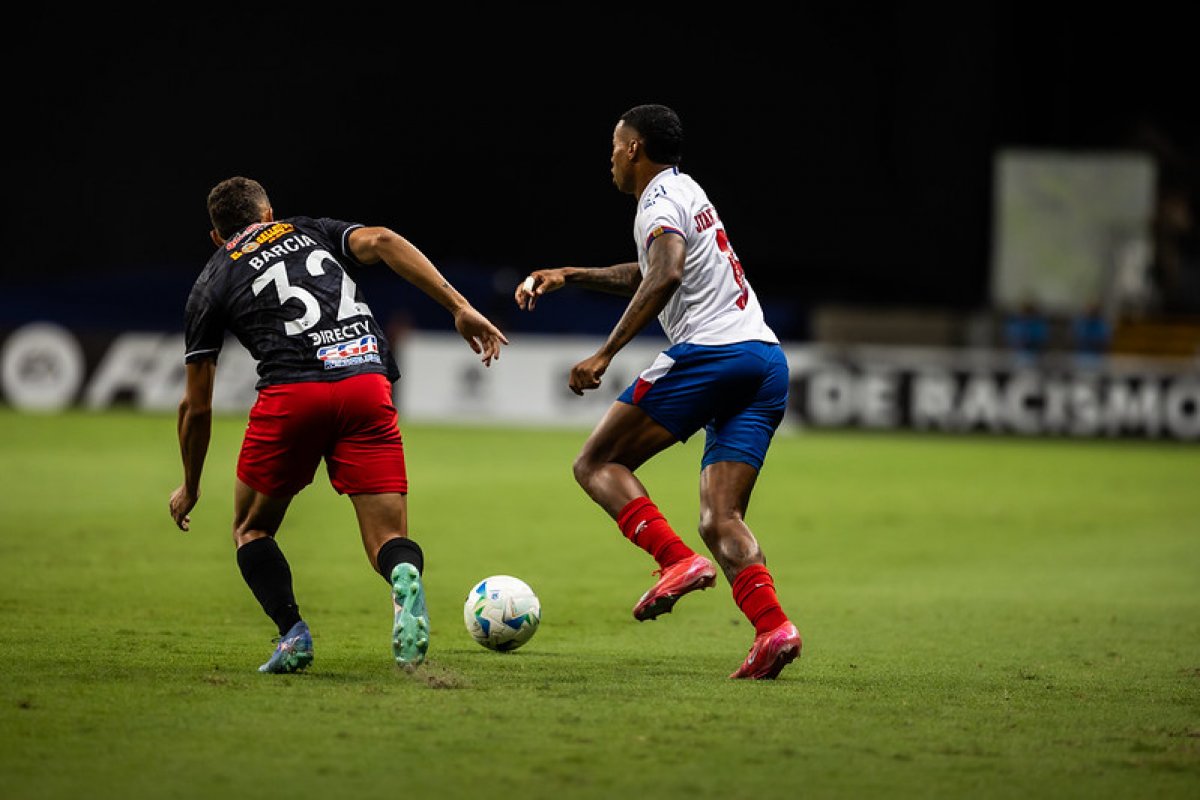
[611,104,683,194]
[619,104,683,165]
[207,176,273,243]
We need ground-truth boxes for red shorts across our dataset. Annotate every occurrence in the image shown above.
[237,373,408,497]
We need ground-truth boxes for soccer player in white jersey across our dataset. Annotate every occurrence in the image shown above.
[514,104,801,679]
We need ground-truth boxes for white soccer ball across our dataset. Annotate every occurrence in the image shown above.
[463,575,541,652]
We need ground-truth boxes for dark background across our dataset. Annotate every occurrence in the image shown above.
[4,6,1195,340]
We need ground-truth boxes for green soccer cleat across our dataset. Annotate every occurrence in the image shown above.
[258,620,314,674]
[391,563,430,671]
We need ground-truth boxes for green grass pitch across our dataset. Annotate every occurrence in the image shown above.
[0,408,1197,799]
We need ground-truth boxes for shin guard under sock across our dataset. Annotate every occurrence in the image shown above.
[732,563,789,634]
[616,496,694,568]
[236,537,301,635]
[376,536,424,584]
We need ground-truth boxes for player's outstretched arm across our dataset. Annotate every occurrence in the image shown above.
[515,263,642,311]
[349,226,508,366]
[568,239,684,395]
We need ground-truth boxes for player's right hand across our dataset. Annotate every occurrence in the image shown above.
[515,270,565,311]
[169,485,197,532]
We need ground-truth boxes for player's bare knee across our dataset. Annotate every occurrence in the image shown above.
[233,528,271,549]
[698,512,745,546]
[571,452,596,490]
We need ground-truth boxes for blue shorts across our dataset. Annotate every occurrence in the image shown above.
[617,340,789,470]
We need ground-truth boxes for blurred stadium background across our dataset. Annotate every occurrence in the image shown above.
[2,12,1198,798]
[1,7,1196,440]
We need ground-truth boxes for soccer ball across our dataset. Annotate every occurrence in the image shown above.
[463,575,541,652]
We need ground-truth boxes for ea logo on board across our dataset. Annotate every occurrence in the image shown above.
[0,323,85,411]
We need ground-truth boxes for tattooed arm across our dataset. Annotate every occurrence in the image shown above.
[567,235,685,395]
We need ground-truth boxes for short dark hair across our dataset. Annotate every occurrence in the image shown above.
[620,104,683,166]
[207,176,270,239]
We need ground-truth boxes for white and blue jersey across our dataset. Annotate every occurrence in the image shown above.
[620,167,789,470]
[634,167,778,347]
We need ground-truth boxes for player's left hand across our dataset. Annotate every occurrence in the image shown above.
[169,485,197,532]
[455,307,509,366]
[569,353,610,395]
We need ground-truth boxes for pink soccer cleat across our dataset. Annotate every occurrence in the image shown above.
[632,553,717,621]
[729,621,802,679]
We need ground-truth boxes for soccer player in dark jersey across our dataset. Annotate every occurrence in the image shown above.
[169,176,508,674]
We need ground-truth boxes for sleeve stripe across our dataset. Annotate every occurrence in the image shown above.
[184,348,220,360]
[644,225,685,250]
[342,224,365,260]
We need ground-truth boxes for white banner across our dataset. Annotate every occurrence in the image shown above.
[395,331,670,427]
[1,323,1196,441]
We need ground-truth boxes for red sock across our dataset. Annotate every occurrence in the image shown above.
[732,563,789,634]
[616,497,694,568]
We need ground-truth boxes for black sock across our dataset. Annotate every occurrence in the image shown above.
[236,537,302,635]
[376,537,424,584]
